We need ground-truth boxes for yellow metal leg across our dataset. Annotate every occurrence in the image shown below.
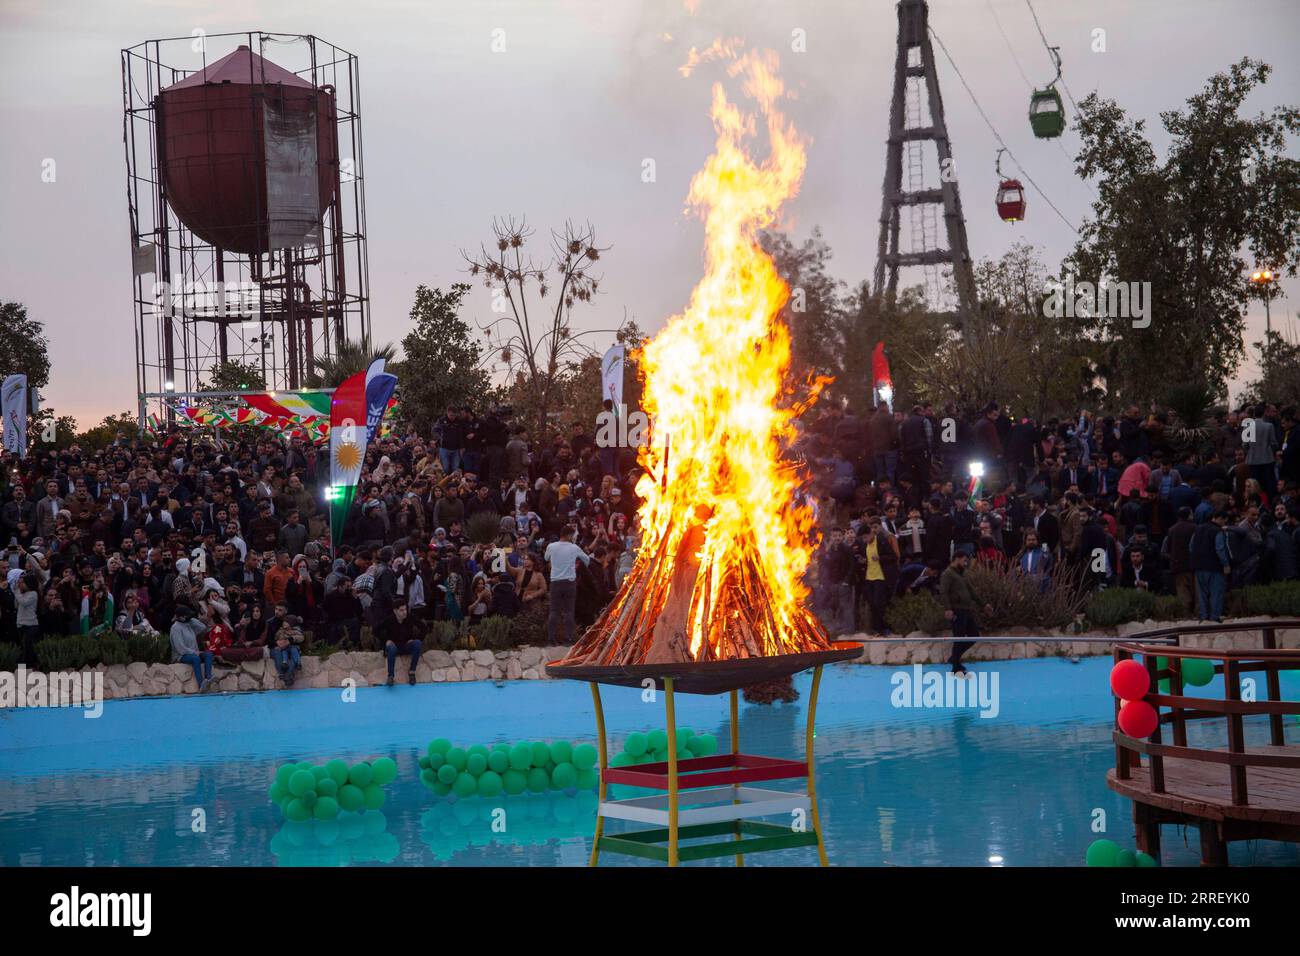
[806,665,829,866]
[730,688,744,867]
[665,678,679,867]
[588,681,607,867]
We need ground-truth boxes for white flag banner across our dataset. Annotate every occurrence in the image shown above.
[2,374,28,458]
[601,345,625,408]
[132,242,156,277]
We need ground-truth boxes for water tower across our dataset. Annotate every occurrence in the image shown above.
[122,32,370,419]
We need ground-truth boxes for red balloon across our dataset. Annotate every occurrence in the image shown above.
[1109,660,1150,701]
[1118,700,1159,738]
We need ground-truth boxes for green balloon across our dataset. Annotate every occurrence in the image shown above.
[530,742,551,768]
[371,757,398,785]
[1086,839,1120,867]
[1156,656,1169,671]
[677,727,695,741]
[467,744,490,761]
[572,744,597,771]
[275,764,297,787]
[1116,849,1137,867]
[314,796,340,821]
[288,770,316,797]
[437,764,458,785]
[502,769,527,795]
[363,783,386,810]
[487,750,510,774]
[429,738,452,756]
[467,754,488,777]
[316,778,338,799]
[301,790,318,808]
[576,768,599,790]
[284,798,310,822]
[269,781,288,804]
[325,759,350,786]
[549,740,573,765]
[348,762,374,788]
[609,752,635,768]
[453,772,478,798]
[477,770,504,798]
[419,768,436,788]
[526,767,550,793]
[1135,851,1158,868]
[428,752,445,771]
[311,764,329,782]
[338,784,365,812]
[647,730,668,753]
[1182,658,1214,687]
[433,780,453,797]
[694,734,718,756]
[624,732,648,757]
[509,744,532,771]
[551,762,577,789]
[418,755,431,770]
[445,748,468,773]
[1159,678,1170,694]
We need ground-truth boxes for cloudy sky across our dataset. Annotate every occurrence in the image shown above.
[1,0,1297,425]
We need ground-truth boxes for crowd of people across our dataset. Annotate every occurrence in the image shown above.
[0,404,643,689]
[1,393,1293,686]
[804,400,1300,672]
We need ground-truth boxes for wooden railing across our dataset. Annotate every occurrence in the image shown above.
[1113,620,1300,807]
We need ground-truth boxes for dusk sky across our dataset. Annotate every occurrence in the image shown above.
[1,0,1297,425]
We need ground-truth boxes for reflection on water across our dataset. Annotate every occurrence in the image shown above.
[0,658,1296,867]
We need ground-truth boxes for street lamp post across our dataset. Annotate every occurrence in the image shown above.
[1251,268,1276,337]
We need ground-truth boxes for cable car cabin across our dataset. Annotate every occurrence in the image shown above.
[996,179,1026,222]
[1029,87,1065,138]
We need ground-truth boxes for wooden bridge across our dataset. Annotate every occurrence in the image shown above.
[1107,621,1300,865]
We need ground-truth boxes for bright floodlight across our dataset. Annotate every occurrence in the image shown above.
[163,380,175,391]
[969,461,985,478]
[877,384,893,403]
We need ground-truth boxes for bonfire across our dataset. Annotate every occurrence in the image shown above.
[559,49,836,673]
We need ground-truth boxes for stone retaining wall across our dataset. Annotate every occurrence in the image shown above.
[5,618,1297,705]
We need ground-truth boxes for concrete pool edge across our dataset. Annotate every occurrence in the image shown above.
[2,617,1296,706]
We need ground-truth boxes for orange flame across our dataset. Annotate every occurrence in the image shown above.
[629,48,829,660]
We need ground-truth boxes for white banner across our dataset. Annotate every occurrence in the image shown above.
[264,101,322,250]
[601,345,625,408]
[2,374,28,458]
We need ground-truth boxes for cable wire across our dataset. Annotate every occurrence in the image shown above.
[928,25,1078,234]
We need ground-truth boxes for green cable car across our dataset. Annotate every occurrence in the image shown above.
[1029,86,1065,138]
[1029,45,1066,139]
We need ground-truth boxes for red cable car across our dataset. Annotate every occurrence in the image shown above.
[994,149,1026,222]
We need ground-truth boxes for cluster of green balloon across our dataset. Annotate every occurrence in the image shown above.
[1155,657,1215,694]
[270,810,400,866]
[417,738,600,800]
[418,791,600,858]
[268,757,398,822]
[1085,838,1158,868]
[607,727,718,800]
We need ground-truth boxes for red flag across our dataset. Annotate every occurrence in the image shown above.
[871,341,891,389]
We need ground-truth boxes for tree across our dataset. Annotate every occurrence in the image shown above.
[1068,58,1300,401]
[396,283,496,432]
[306,339,397,389]
[197,359,266,393]
[464,217,610,435]
[76,412,136,452]
[760,228,846,386]
[1241,329,1300,408]
[0,301,52,390]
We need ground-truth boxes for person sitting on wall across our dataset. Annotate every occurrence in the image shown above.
[272,613,305,687]
[378,601,423,686]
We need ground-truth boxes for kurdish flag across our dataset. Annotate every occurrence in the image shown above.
[243,390,332,422]
[328,365,371,549]
[80,587,114,635]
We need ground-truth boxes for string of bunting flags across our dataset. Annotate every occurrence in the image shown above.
[148,391,401,444]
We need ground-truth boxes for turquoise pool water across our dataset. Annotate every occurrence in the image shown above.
[1,658,1296,867]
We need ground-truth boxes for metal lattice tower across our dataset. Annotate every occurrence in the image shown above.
[873,0,977,320]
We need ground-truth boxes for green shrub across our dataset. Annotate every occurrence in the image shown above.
[1085,589,1158,628]
[0,642,19,672]
[966,560,1090,629]
[886,592,948,635]
[1151,594,1191,621]
[98,636,131,666]
[1240,581,1300,617]
[430,620,464,651]
[473,615,512,650]
[127,632,171,664]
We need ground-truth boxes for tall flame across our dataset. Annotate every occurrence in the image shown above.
[564,48,832,667]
